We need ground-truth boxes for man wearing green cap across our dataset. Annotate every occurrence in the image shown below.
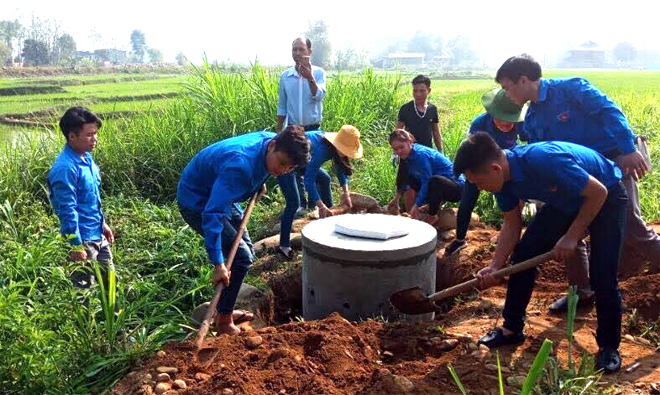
[445,89,527,255]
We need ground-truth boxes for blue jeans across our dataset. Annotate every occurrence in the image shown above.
[502,182,627,349]
[456,181,480,240]
[179,203,255,314]
[277,169,333,248]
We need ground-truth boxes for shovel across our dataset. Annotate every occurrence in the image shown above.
[390,251,554,315]
[194,188,262,358]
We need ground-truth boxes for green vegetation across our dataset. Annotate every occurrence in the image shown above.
[0,66,659,394]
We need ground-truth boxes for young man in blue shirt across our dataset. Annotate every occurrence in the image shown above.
[445,88,527,256]
[454,132,628,373]
[496,54,659,312]
[177,126,310,335]
[48,107,115,289]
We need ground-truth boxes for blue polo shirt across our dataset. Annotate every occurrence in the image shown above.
[470,112,525,149]
[496,142,622,214]
[304,131,349,203]
[276,66,327,127]
[402,144,465,207]
[523,78,636,157]
[177,131,274,264]
[48,144,105,245]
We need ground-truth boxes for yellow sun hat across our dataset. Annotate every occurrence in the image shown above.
[324,125,363,159]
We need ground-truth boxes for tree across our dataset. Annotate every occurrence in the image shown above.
[130,29,146,63]
[407,30,434,55]
[0,41,11,65]
[446,35,477,67]
[54,33,76,65]
[613,41,636,65]
[334,47,368,70]
[304,20,332,69]
[0,20,22,50]
[146,47,163,63]
[175,51,187,66]
[22,39,49,66]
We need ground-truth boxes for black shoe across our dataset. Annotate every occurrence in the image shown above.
[277,246,295,260]
[596,347,621,374]
[445,239,467,256]
[478,327,525,349]
[548,292,595,313]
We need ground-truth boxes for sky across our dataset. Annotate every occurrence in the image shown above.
[2,0,658,66]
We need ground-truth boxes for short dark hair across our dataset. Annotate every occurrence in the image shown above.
[292,37,312,51]
[412,74,431,88]
[59,106,102,141]
[453,132,504,177]
[388,129,415,145]
[495,54,542,83]
[273,125,311,168]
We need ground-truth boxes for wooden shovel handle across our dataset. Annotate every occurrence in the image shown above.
[195,189,261,350]
[430,251,554,303]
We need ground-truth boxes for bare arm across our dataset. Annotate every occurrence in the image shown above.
[395,121,405,130]
[432,123,443,151]
[476,204,523,288]
[276,116,285,133]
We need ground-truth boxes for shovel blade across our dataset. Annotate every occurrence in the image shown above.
[390,286,439,315]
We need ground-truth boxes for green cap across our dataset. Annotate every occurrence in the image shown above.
[481,88,527,123]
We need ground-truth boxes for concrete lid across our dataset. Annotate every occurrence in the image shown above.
[301,214,437,262]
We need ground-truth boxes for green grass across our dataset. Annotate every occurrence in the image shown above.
[0,66,659,394]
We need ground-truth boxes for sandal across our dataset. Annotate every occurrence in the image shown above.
[233,309,255,325]
[277,246,295,260]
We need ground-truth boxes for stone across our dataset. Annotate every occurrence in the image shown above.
[529,310,542,316]
[390,375,415,393]
[194,372,211,381]
[154,382,172,395]
[468,343,478,351]
[439,230,455,241]
[246,335,264,349]
[506,375,526,387]
[162,391,178,395]
[138,385,154,395]
[221,389,234,395]
[636,337,652,346]
[439,339,459,352]
[192,284,270,329]
[349,193,380,211]
[156,366,178,374]
[625,334,635,342]
[156,373,171,382]
[173,380,187,389]
[156,350,166,357]
[485,364,498,372]
[479,344,490,353]
[253,233,302,256]
[382,351,394,358]
[142,374,153,382]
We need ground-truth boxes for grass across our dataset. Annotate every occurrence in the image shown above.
[0,66,659,394]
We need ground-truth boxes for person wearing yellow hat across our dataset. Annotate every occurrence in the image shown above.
[444,88,528,256]
[277,125,363,259]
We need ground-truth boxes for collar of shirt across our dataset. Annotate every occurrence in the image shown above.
[536,78,549,103]
[505,149,525,183]
[63,144,91,165]
[285,66,301,78]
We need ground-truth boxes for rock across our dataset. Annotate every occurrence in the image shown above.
[138,385,154,395]
[472,344,491,360]
[154,382,172,395]
[485,364,499,372]
[439,339,459,351]
[636,337,652,346]
[279,390,287,394]
[529,310,542,316]
[478,300,493,310]
[382,351,394,358]
[156,350,166,357]
[253,233,302,256]
[221,389,234,395]
[439,230,455,241]
[468,343,478,351]
[246,335,264,349]
[436,208,480,231]
[142,374,153,382]
[156,373,171,382]
[635,382,647,389]
[173,380,187,389]
[156,366,178,374]
[650,382,660,394]
[192,284,270,329]
[349,193,380,211]
[194,372,211,381]
[162,391,178,395]
[268,347,293,363]
[625,334,635,342]
[506,375,526,387]
[390,375,415,393]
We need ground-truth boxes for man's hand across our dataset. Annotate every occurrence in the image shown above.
[297,61,314,80]
[387,198,400,215]
[318,204,333,218]
[476,264,503,289]
[212,264,230,287]
[341,192,352,209]
[102,223,115,244]
[69,249,88,261]
[410,204,420,220]
[617,151,649,181]
[258,184,267,199]
[553,235,578,261]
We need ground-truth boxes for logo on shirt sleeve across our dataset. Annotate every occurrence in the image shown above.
[557,111,570,122]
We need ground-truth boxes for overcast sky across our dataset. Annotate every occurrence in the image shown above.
[2,0,658,66]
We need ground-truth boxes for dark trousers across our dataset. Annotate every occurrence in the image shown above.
[296,123,321,209]
[427,175,462,215]
[179,203,255,314]
[456,181,480,240]
[502,182,628,349]
[277,169,332,247]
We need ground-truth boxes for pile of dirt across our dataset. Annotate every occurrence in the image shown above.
[620,273,660,320]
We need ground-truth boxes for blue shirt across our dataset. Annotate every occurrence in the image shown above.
[496,142,622,214]
[523,78,636,156]
[277,65,327,127]
[469,112,525,149]
[177,131,274,264]
[402,144,465,207]
[304,131,349,203]
[48,144,104,245]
